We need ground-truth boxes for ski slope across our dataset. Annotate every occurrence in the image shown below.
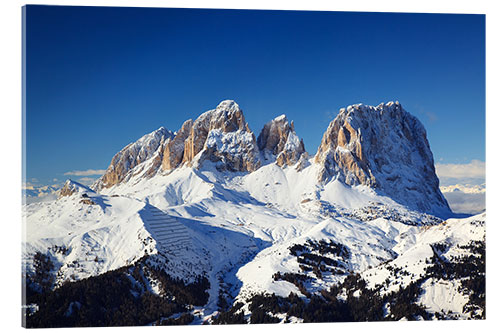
[143,205,192,257]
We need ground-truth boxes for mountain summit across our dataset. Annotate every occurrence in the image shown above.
[257,114,307,168]
[180,100,261,172]
[315,101,450,215]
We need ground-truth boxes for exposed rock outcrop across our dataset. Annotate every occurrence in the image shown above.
[315,101,450,216]
[95,127,174,189]
[182,100,260,172]
[161,119,193,171]
[59,179,94,198]
[257,115,306,168]
[59,180,77,197]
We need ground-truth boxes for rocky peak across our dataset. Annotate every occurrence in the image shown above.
[257,114,306,168]
[95,127,174,189]
[315,101,450,216]
[59,179,93,198]
[211,99,248,131]
[181,100,260,172]
[182,100,249,163]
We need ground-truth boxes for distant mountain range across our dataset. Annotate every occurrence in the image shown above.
[440,183,485,215]
[440,183,485,194]
[23,184,59,204]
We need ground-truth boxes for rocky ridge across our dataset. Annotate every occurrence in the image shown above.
[94,127,174,189]
[93,100,450,217]
[96,100,283,189]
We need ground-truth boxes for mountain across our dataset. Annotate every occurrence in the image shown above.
[22,100,484,327]
[92,100,450,218]
[314,102,450,217]
[94,101,261,191]
[59,179,94,197]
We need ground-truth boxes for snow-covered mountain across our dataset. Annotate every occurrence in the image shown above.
[22,100,484,326]
[315,102,450,217]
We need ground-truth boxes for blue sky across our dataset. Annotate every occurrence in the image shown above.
[24,5,485,186]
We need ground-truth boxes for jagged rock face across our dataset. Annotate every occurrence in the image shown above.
[201,129,260,172]
[257,115,306,168]
[96,127,174,189]
[182,100,260,172]
[161,119,193,171]
[315,101,450,215]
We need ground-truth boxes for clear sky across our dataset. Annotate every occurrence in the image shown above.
[24,5,485,186]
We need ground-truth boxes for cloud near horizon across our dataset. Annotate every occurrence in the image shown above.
[435,160,485,181]
[77,177,100,185]
[64,169,106,176]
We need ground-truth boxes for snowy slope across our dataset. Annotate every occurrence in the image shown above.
[23,164,485,321]
[362,213,485,318]
[22,181,210,285]
[25,161,484,318]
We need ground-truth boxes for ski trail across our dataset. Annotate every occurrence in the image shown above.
[143,206,192,257]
